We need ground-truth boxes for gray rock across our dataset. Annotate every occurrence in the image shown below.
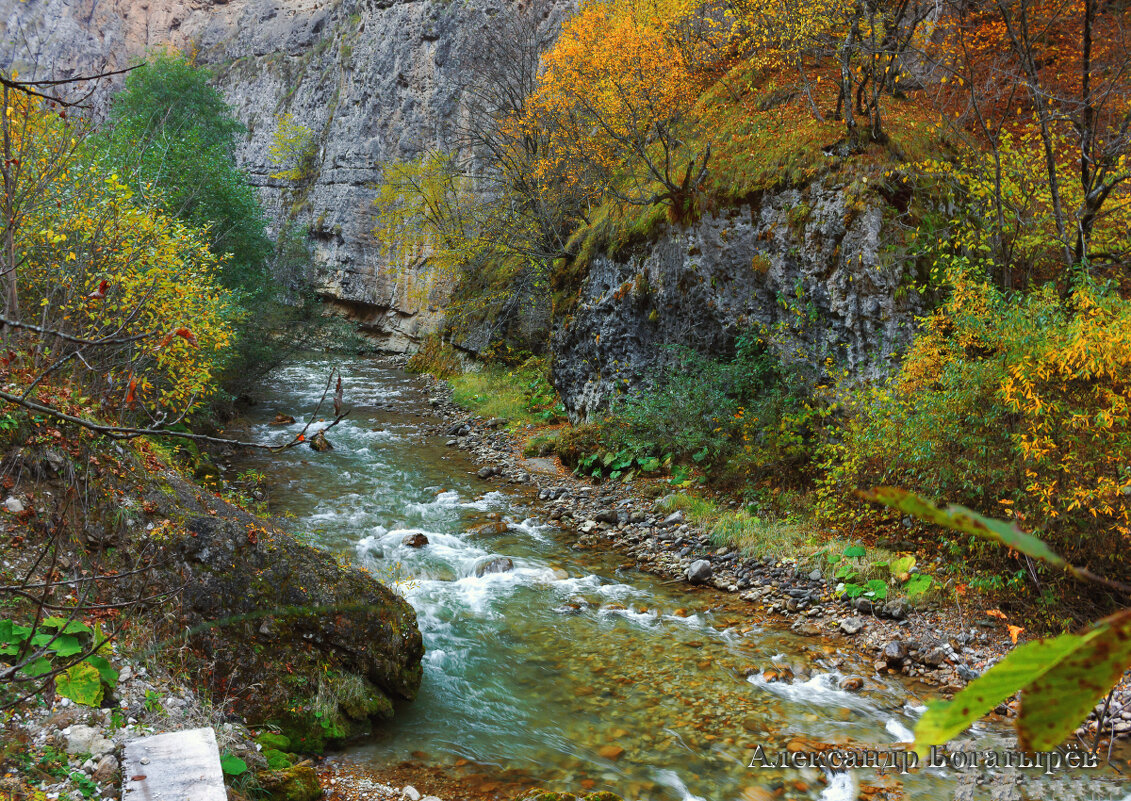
[922,647,948,667]
[809,569,823,582]
[882,599,910,620]
[475,557,514,577]
[402,533,429,548]
[476,466,495,479]
[853,597,874,614]
[3,496,24,514]
[93,754,119,784]
[66,725,113,758]
[552,185,922,419]
[883,640,908,666]
[661,511,685,527]
[957,664,981,682]
[686,559,713,584]
[595,509,619,524]
[839,617,866,635]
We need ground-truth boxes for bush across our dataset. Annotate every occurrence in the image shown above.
[568,334,824,487]
[406,335,462,378]
[820,267,1131,587]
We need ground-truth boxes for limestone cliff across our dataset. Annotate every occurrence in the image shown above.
[0,0,571,351]
[552,183,928,419]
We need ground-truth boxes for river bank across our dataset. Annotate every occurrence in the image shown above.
[415,368,1131,755]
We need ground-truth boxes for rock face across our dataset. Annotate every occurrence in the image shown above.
[551,183,928,419]
[0,0,573,351]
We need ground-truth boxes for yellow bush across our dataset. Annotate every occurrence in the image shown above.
[9,95,234,417]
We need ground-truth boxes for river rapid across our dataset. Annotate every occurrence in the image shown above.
[231,354,1131,801]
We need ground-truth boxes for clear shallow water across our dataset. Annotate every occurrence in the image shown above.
[231,354,1131,801]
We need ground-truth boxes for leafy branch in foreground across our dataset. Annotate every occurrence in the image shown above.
[861,486,1131,756]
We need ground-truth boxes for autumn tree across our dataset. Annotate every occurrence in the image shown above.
[730,0,935,146]
[523,0,731,220]
[926,0,1131,283]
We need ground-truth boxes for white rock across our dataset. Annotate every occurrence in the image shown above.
[65,725,114,757]
[402,786,422,801]
[4,496,24,513]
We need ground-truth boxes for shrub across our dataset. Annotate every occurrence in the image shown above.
[572,333,824,487]
[406,335,462,378]
[820,266,1131,587]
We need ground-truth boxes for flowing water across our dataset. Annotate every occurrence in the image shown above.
[231,354,1131,801]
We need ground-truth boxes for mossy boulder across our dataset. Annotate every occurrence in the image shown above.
[258,764,321,801]
[116,470,423,750]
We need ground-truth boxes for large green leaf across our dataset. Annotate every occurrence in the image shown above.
[1018,609,1131,750]
[42,617,92,635]
[220,754,248,776]
[905,574,933,598]
[0,620,33,645]
[913,632,1085,757]
[56,661,104,707]
[19,657,53,678]
[51,635,84,658]
[85,655,119,689]
[860,487,1066,567]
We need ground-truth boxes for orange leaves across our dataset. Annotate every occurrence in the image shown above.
[158,327,199,349]
[985,608,1008,620]
[1007,625,1025,644]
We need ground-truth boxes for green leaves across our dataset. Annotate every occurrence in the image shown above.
[904,573,932,598]
[56,662,104,707]
[913,612,1131,755]
[859,487,1066,567]
[862,487,1131,756]
[220,754,248,776]
[888,555,916,581]
[1017,609,1131,751]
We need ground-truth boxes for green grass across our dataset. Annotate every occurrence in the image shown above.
[450,368,536,424]
[658,492,817,558]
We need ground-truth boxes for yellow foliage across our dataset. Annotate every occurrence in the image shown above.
[10,95,234,415]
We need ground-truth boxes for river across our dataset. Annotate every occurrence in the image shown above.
[231,353,1131,801]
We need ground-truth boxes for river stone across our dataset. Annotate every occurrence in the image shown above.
[270,413,296,426]
[686,560,712,584]
[476,466,495,479]
[467,521,508,537]
[809,569,822,581]
[66,725,113,757]
[92,754,118,784]
[475,557,514,576]
[595,509,618,524]
[661,511,685,526]
[882,599,910,620]
[839,677,864,692]
[402,533,429,548]
[309,431,333,452]
[883,640,909,666]
[839,617,866,635]
[922,647,948,667]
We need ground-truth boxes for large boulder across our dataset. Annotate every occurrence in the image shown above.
[123,470,423,751]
